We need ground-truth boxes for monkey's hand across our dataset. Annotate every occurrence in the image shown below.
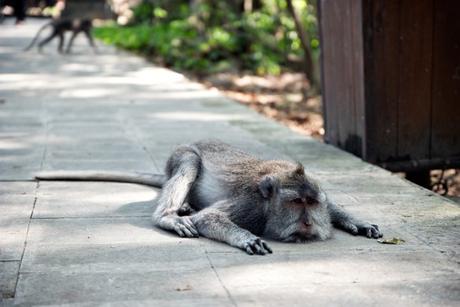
[342,221,382,239]
[174,216,199,238]
[241,237,273,255]
[327,201,382,239]
[159,215,199,238]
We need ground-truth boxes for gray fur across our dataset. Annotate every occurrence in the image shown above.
[35,139,383,255]
[155,140,382,254]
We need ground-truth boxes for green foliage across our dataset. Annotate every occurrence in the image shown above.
[132,1,155,24]
[94,0,319,76]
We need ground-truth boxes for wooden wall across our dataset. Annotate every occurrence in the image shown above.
[61,0,111,19]
[318,0,460,171]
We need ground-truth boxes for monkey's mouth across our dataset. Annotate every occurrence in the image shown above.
[284,231,317,243]
[285,223,316,242]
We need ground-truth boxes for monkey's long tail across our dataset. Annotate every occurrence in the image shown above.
[35,171,166,187]
[23,21,52,51]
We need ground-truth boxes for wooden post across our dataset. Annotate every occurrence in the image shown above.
[318,0,460,172]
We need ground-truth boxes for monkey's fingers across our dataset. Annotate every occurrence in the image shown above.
[182,217,199,237]
[243,238,271,255]
[252,242,266,255]
[173,224,188,237]
[357,223,382,239]
[371,224,383,238]
[245,245,255,255]
[261,241,273,253]
[343,223,359,235]
[173,218,199,238]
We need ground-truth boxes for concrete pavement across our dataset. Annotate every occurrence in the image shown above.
[0,19,459,306]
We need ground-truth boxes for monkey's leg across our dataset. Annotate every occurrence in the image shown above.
[57,33,65,53]
[152,150,200,237]
[191,207,273,255]
[84,30,97,53]
[327,201,382,238]
[38,31,58,53]
[65,31,79,54]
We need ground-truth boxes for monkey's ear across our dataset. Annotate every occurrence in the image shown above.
[295,162,305,176]
[258,176,279,199]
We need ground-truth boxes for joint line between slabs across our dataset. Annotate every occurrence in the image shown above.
[204,251,238,307]
[12,181,40,298]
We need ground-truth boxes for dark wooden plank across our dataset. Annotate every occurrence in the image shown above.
[337,0,355,153]
[397,0,433,160]
[345,0,366,157]
[319,0,365,156]
[317,0,333,143]
[319,0,343,146]
[362,0,400,163]
[430,0,460,159]
[349,0,366,157]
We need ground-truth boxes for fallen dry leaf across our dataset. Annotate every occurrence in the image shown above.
[377,237,406,245]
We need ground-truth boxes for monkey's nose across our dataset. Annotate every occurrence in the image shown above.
[318,192,327,202]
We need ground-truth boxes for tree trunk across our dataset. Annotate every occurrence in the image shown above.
[244,0,253,12]
[286,0,317,91]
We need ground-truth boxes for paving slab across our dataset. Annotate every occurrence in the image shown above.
[34,182,157,218]
[0,18,459,306]
[206,251,459,307]
[0,182,36,261]
[15,218,231,305]
[0,261,20,299]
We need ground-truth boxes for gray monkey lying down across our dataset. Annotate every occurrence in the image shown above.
[36,139,382,255]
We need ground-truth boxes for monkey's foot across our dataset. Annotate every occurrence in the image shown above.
[242,237,273,255]
[344,222,382,239]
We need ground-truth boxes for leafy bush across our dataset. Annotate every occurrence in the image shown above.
[94,0,319,76]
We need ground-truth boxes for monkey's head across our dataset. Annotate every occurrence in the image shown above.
[259,162,332,242]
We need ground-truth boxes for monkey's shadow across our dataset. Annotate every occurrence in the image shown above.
[114,199,155,220]
[114,198,257,250]
[114,198,185,239]
[114,199,234,250]
[113,199,321,249]
[115,199,250,253]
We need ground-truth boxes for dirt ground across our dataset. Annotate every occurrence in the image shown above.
[199,72,460,202]
[202,73,324,139]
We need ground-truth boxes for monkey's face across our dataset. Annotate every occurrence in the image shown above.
[262,167,332,242]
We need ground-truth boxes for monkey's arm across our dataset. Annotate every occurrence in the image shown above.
[191,207,272,255]
[327,201,382,238]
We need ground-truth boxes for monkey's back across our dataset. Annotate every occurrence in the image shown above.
[187,140,263,210]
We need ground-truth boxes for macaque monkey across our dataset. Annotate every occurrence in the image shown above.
[36,140,382,255]
[24,18,95,53]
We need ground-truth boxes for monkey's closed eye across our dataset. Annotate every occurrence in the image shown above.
[292,197,317,205]
[292,198,304,204]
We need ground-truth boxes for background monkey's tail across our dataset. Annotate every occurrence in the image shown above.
[23,21,52,51]
[35,171,166,187]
